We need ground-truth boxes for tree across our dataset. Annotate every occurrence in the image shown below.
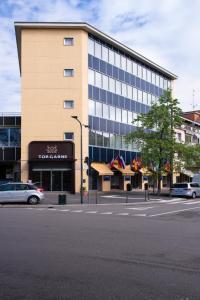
[126,90,192,195]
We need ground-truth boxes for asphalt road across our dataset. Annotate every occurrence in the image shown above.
[1,198,200,299]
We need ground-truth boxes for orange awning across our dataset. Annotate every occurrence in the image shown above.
[113,165,134,175]
[91,162,114,176]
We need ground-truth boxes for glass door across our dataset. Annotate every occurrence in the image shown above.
[52,171,62,191]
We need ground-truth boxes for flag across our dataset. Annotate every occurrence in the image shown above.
[110,158,114,168]
[164,160,170,172]
[120,156,126,169]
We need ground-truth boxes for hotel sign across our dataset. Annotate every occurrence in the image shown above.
[29,141,74,161]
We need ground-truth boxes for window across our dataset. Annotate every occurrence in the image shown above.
[64,69,74,77]
[64,38,74,46]
[115,53,120,68]
[64,100,74,109]
[64,132,74,140]
[152,72,156,84]
[95,41,101,59]
[88,38,95,55]
[102,74,109,90]
[137,65,142,78]
[121,56,126,71]
[127,59,132,73]
[95,72,102,88]
[127,85,132,99]
[116,81,121,95]
[115,135,122,149]
[132,62,137,76]
[138,90,143,102]
[116,107,122,122]
[96,131,103,146]
[89,99,95,115]
[122,83,127,97]
[147,69,151,82]
[122,110,128,123]
[103,103,109,119]
[109,49,115,65]
[110,133,115,148]
[133,87,137,100]
[128,111,133,124]
[102,45,109,62]
[0,128,9,146]
[110,106,116,121]
[103,132,110,147]
[109,77,115,93]
[88,69,95,85]
[89,130,96,145]
[96,102,103,117]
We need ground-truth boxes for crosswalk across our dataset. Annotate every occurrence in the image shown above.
[24,197,200,219]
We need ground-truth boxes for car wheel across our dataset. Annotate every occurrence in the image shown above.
[28,196,39,205]
[192,192,196,199]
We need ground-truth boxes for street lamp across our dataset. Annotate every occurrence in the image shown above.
[71,116,89,204]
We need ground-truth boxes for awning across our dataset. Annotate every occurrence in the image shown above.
[112,165,134,175]
[91,163,114,176]
[139,167,153,176]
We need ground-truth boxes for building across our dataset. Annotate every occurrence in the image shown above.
[14,22,177,192]
[0,113,21,183]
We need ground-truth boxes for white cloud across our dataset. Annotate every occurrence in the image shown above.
[0,0,200,112]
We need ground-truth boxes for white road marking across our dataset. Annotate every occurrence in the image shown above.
[183,201,200,205]
[125,207,154,211]
[117,213,130,216]
[133,214,147,217]
[100,212,113,215]
[85,211,98,214]
[60,209,70,212]
[71,210,83,213]
[48,208,57,211]
[149,206,200,217]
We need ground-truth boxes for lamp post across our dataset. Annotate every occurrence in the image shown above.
[71,116,89,204]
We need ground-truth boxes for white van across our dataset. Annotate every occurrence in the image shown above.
[192,173,200,184]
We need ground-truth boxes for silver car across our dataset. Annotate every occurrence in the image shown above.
[170,182,200,199]
[0,183,44,204]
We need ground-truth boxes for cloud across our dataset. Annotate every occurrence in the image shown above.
[0,0,200,112]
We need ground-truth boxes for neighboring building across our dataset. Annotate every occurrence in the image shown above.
[0,113,21,183]
[14,22,177,192]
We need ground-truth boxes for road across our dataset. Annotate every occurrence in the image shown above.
[1,198,200,299]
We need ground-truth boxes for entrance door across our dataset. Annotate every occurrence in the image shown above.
[52,171,62,191]
[42,171,51,191]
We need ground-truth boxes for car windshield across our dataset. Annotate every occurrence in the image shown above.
[172,183,188,188]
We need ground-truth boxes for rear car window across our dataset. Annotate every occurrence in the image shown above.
[190,183,200,188]
[172,184,188,188]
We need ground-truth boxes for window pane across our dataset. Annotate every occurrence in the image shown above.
[10,128,20,147]
[96,131,103,146]
[88,38,94,55]
[156,74,159,86]
[133,87,137,100]
[64,132,74,140]
[96,102,102,117]
[138,90,143,102]
[121,56,126,71]
[116,81,121,95]
[138,65,142,78]
[147,69,151,82]
[143,92,148,104]
[102,74,108,90]
[89,99,95,115]
[122,136,128,149]
[116,107,122,122]
[127,85,132,99]
[110,133,115,148]
[95,42,101,59]
[132,62,137,75]
[109,77,115,93]
[103,132,110,147]
[122,110,128,123]
[64,100,74,109]
[115,53,120,68]
[102,45,108,62]
[89,130,96,145]
[128,111,133,124]
[88,69,95,85]
[0,128,9,146]
[127,59,132,73]
[95,72,102,88]
[103,103,109,119]
[152,72,156,84]
[64,38,73,46]
[109,49,115,65]
[110,106,115,121]
[64,69,74,77]
[142,67,147,80]
[122,83,127,97]
[115,135,121,149]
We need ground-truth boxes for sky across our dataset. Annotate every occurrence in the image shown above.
[0,0,200,113]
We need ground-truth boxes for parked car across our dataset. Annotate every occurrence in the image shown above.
[170,182,200,199]
[0,182,44,204]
